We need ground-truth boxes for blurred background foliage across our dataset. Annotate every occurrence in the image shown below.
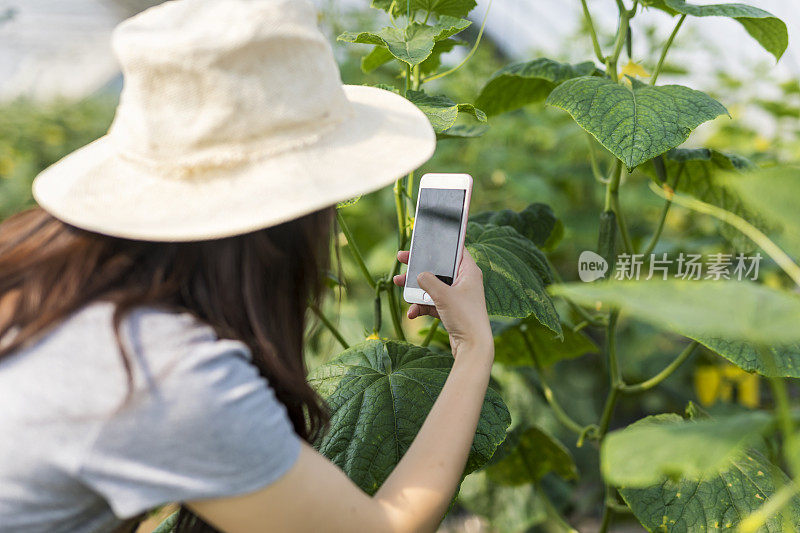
[1,3,798,531]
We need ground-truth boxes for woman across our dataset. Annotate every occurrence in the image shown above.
[0,0,495,532]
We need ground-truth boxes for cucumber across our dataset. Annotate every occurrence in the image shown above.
[597,210,617,276]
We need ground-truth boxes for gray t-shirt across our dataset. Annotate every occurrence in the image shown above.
[0,302,301,532]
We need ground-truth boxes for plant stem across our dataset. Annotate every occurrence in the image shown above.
[337,211,376,290]
[586,132,610,184]
[520,330,587,435]
[641,163,685,257]
[605,161,634,254]
[421,318,439,347]
[579,0,605,64]
[650,183,800,288]
[606,7,630,82]
[651,14,686,85]
[598,488,614,533]
[394,178,409,252]
[759,345,796,474]
[598,310,622,438]
[385,282,407,341]
[309,302,349,349]
[621,341,698,393]
[422,0,493,83]
[373,284,383,334]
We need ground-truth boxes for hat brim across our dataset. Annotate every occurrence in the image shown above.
[32,85,435,241]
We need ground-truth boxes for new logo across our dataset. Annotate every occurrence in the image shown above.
[578,251,608,282]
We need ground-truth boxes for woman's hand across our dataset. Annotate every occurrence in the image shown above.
[393,249,493,358]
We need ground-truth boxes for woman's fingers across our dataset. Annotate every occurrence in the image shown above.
[397,250,410,264]
[393,274,406,287]
[407,303,439,320]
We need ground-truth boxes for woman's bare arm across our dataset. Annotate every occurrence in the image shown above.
[188,250,494,533]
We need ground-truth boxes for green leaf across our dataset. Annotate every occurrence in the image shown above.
[338,17,470,67]
[492,317,597,367]
[336,195,362,208]
[405,90,487,137]
[458,471,547,533]
[602,412,772,487]
[471,202,563,251]
[690,337,800,378]
[309,340,511,494]
[545,76,728,170]
[616,415,800,532]
[466,222,561,335]
[664,0,788,61]
[549,280,800,345]
[436,123,490,139]
[487,424,578,485]
[361,38,466,74]
[361,46,394,73]
[475,59,599,116]
[372,0,477,18]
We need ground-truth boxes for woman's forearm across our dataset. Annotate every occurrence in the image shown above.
[373,341,494,533]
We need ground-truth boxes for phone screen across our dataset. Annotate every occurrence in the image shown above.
[406,187,466,287]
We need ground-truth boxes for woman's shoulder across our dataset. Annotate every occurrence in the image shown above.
[10,301,255,400]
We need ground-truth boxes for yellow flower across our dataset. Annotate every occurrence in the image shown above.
[365,332,380,340]
[694,364,759,408]
[619,60,650,81]
[737,373,760,408]
[694,365,721,406]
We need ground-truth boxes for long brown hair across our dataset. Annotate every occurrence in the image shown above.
[0,206,334,531]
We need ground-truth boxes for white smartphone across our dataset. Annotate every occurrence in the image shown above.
[403,173,473,305]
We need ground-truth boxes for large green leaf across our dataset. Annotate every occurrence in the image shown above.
[466,222,561,335]
[663,0,788,61]
[458,471,547,533]
[492,317,597,367]
[471,203,564,251]
[546,76,728,170]
[475,58,598,116]
[487,424,578,485]
[602,412,772,486]
[309,340,511,494]
[405,90,486,138]
[722,166,800,256]
[372,0,477,18]
[338,17,470,67]
[616,415,800,532]
[549,280,800,345]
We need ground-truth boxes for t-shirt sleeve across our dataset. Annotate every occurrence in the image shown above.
[76,316,302,519]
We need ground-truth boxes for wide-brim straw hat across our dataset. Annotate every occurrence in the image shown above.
[32,0,435,241]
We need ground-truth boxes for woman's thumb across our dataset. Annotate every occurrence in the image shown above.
[417,272,448,301]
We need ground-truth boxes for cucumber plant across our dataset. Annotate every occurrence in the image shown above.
[464,0,797,531]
